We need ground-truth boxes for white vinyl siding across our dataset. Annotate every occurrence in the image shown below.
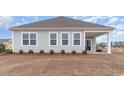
[72,32,81,46]
[13,31,86,53]
[49,32,58,46]
[61,32,69,46]
[21,32,37,46]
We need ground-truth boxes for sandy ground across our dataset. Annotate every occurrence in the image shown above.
[0,52,124,76]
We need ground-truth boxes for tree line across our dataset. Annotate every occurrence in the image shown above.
[97,41,124,48]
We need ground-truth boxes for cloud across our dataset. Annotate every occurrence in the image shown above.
[34,16,39,20]
[13,22,22,26]
[107,17,119,24]
[0,16,13,28]
[83,16,107,23]
[116,31,124,35]
[83,17,96,22]
[118,18,124,23]
[71,16,88,20]
[72,16,79,19]
[112,24,124,30]
[24,16,40,21]
[22,18,26,22]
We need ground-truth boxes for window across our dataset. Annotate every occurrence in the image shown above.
[22,33,29,45]
[61,32,69,46]
[73,32,81,45]
[30,33,36,45]
[22,32,37,46]
[49,32,58,46]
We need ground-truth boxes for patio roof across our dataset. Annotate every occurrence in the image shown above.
[85,32,107,38]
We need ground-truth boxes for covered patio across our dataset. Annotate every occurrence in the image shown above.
[84,31,111,54]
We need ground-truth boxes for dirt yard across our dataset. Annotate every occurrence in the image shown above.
[0,52,124,76]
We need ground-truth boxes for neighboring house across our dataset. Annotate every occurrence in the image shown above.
[0,39,12,49]
[9,16,115,54]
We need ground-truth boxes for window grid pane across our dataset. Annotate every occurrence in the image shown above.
[74,40,80,45]
[23,33,29,45]
[30,40,36,45]
[50,33,57,45]
[74,33,80,40]
[62,33,68,45]
[62,40,68,45]
[30,33,36,45]
[23,34,29,40]
[30,34,36,40]
[23,40,29,45]
[50,40,56,45]
[62,33,68,40]
[73,33,80,45]
[50,33,56,40]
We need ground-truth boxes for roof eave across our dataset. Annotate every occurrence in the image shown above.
[9,27,115,31]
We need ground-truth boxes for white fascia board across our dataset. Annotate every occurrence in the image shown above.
[10,27,114,30]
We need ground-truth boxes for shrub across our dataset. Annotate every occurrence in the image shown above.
[50,50,54,54]
[61,50,65,54]
[72,50,76,54]
[40,50,44,54]
[29,50,33,54]
[0,50,2,53]
[82,50,87,54]
[96,49,102,52]
[0,43,6,53]
[19,50,24,54]
[5,49,13,54]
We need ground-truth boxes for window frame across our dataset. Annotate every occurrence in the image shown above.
[49,32,58,46]
[22,33,29,46]
[72,32,82,46]
[61,32,70,46]
[21,32,38,46]
[30,33,37,45]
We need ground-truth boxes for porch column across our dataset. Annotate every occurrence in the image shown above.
[92,37,96,52]
[107,32,111,54]
[83,32,86,51]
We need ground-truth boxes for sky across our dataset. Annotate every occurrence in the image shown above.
[0,16,124,42]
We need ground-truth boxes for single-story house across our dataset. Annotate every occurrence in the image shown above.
[9,16,115,54]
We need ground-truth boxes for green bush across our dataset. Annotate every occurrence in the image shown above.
[29,50,34,54]
[0,43,6,53]
[19,50,24,54]
[96,49,102,52]
[50,50,54,54]
[71,50,76,54]
[61,50,65,54]
[82,50,87,54]
[5,49,13,54]
[40,50,44,54]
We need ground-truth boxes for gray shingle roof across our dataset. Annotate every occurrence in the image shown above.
[10,16,115,30]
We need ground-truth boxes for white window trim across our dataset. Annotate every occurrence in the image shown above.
[21,32,38,46]
[49,32,58,46]
[72,32,82,46]
[60,32,70,46]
